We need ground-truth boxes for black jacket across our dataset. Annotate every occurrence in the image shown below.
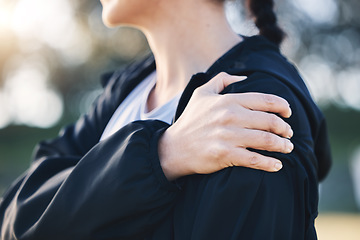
[0,36,331,240]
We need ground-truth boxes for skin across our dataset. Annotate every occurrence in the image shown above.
[100,0,294,180]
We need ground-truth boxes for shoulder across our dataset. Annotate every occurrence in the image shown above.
[223,71,321,132]
[222,36,327,149]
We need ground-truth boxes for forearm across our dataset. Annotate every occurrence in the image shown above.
[0,121,180,240]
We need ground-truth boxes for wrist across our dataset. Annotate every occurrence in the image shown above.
[158,128,189,181]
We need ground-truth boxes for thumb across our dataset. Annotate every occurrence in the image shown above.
[201,72,247,94]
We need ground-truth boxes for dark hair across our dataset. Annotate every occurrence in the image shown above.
[245,0,285,46]
[214,0,285,46]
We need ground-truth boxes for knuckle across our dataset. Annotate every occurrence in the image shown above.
[263,132,276,147]
[212,127,227,140]
[263,94,277,107]
[210,143,230,161]
[217,72,230,79]
[268,114,280,132]
[223,108,237,123]
[214,108,236,125]
[249,155,260,167]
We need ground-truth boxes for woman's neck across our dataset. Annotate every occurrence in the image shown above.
[139,1,242,110]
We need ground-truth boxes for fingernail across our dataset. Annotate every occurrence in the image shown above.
[287,141,294,153]
[274,161,283,171]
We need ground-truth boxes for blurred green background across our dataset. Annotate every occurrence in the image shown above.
[0,0,360,218]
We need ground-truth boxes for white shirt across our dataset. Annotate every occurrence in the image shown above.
[100,71,181,141]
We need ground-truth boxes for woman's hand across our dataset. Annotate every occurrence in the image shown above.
[159,72,294,180]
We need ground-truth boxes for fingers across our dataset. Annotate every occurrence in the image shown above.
[212,104,292,139]
[240,110,293,139]
[226,147,283,172]
[220,127,293,154]
[238,129,294,154]
[200,72,247,94]
[225,92,292,118]
[183,72,295,175]
[199,72,292,118]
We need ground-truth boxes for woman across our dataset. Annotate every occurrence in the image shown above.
[0,0,331,239]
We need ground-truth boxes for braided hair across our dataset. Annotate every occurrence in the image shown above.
[245,0,285,45]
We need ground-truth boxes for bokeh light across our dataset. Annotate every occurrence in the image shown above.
[298,54,337,106]
[0,92,12,129]
[2,59,63,128]
[11,0,93,65]
[337,68,360,111]
[292,0,339,25]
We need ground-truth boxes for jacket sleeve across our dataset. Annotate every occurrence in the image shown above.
[173,72,329,240]
[0,72,180,240]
